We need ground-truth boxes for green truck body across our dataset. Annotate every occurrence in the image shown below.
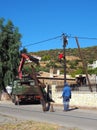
[11,79,40,105]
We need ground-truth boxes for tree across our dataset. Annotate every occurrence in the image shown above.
[20,47,28,54]
[88,68,97,75]
[41,55,51,61]
[70,68,84,77]
[46,61,57,68]
[0,18,21,92]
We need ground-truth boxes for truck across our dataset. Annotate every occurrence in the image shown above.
[11,53,54,111]
[11,77,41,105]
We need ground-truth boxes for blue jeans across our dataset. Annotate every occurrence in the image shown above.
[63,97,70,111]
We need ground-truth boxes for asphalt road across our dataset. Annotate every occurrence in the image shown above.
[0,101,97,130]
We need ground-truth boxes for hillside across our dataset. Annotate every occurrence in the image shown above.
[33,46,97,62]
[27,46,97,75]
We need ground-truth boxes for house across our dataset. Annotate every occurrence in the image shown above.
[88,60,97,69]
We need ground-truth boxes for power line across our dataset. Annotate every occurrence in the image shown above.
[21,34,97,48]
[69,35,97,40]
[21,35,62,48]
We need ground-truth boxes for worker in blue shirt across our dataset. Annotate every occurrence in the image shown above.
[62,82,71,111]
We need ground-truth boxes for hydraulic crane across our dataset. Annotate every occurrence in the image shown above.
[12,53,54,111]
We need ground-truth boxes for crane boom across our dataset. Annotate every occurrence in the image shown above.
[18,53,39,79]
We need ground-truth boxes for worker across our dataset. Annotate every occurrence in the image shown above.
[62,82,71,111]
[58,53,64,62]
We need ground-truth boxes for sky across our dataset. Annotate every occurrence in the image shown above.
[0,0,97,52]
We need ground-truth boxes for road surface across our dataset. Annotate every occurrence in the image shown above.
[0,101,97,130]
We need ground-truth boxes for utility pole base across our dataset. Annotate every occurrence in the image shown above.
[50,103,55,112]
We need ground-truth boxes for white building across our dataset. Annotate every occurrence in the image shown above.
[88,60,97,69]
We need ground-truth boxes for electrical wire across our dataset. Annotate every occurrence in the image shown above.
[21,35,62,48]
[69,35,97,40]
[21,34,97,48]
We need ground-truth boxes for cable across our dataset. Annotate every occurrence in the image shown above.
[21,34,97,48]
[69,35,97,40]
[21,35,62,48]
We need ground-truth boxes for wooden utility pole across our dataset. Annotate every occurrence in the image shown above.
[75,37,93,92]
[62,34,68,84]
[30,65,47,111]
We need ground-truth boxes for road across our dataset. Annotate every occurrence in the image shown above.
[0,101,97,130]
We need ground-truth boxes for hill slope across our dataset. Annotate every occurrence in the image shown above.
[28,46,97,75]
[31,46,97,63]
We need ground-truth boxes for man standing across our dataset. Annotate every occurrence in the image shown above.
[62,82,71,111]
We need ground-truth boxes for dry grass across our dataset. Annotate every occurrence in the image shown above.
[0,121,80,130]
[0,114,80,130]
[0,121,59,130]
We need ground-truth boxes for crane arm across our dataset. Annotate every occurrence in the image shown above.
[18,53,39,79]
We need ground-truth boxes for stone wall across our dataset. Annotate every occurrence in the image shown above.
[51,85,97,109]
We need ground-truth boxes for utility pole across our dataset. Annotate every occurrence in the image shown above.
[62,33,68,84]
[75,37,93,92]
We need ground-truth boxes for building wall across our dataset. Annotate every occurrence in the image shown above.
[88,60,97,69]
[51,85,97,109]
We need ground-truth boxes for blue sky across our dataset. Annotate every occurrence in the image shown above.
[0,0,97,52]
